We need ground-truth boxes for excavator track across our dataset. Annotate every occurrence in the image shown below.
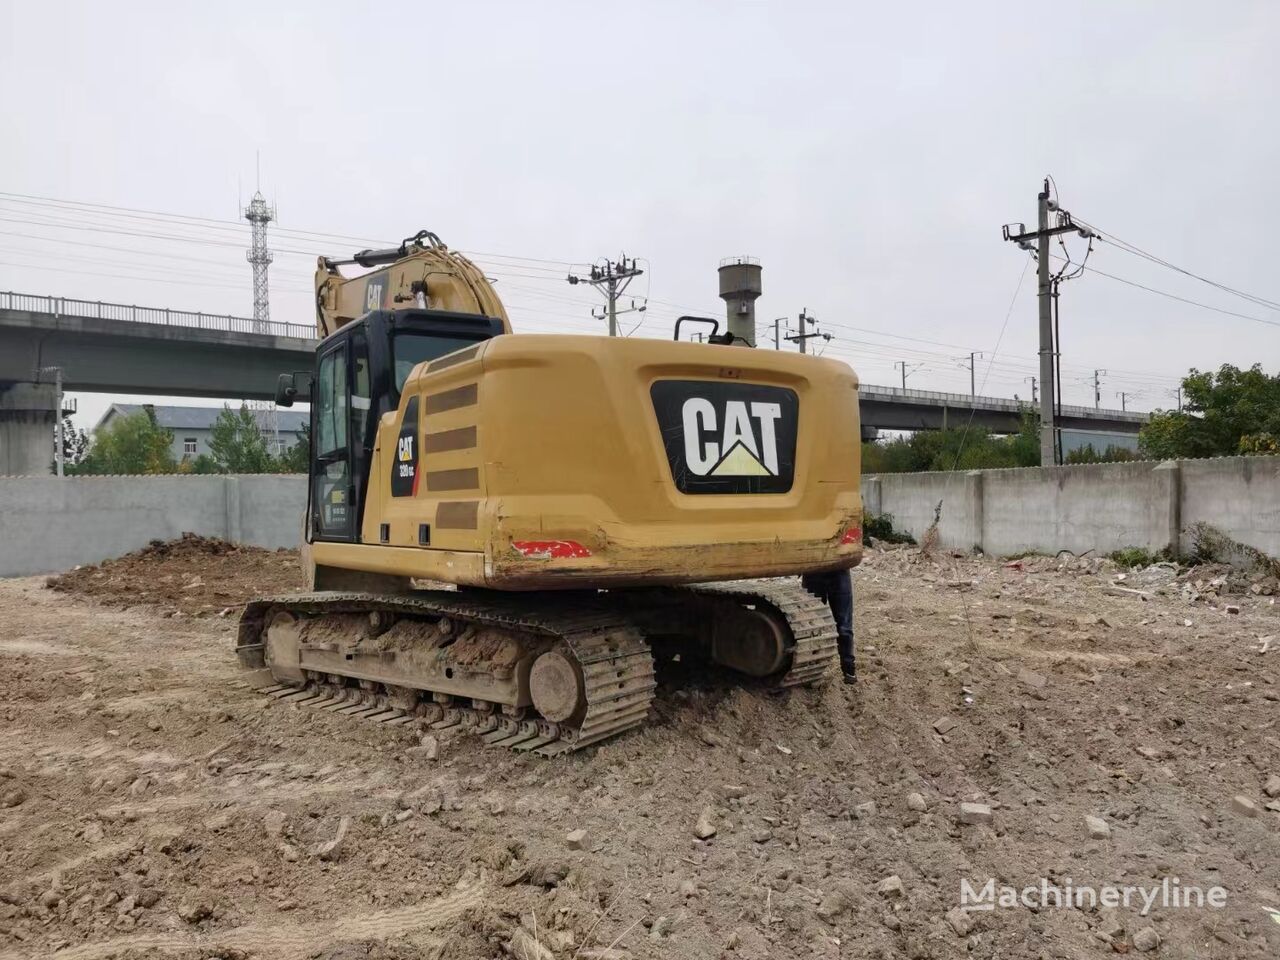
[237,578,836,755]
[237,591,655,757]
[687,578,838,689]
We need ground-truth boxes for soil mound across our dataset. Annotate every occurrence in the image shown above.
[47,532,302,617]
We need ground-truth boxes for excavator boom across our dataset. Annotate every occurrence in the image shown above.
[314,230,510,338]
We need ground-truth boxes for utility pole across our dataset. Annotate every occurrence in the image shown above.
[966,351,984,397]
[566,256,644,337]
[1034,184,1054,463]
[894,360,923,390]
[784,309,830,354]
[772,317,787,350]
[1171,386,1183,411]
[40,365,64,477]
[894,360,908,390]
[1117,391,1131,412]
[1002,179,1094,465]
[1023,376,1038,405]
[1093,369,1107,409]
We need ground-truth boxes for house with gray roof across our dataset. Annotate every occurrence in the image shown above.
[94,404,308,462]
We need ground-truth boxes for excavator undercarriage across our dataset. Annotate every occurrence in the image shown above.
[237,579,835,756]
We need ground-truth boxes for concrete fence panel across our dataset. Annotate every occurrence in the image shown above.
[0,475,306,577]
[868,456,1280,559]
[1179,456,1280,558]
[233,475,307,550]
[874,470,982,551]
[980,462,1173,557]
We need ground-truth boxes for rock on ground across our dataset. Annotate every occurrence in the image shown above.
[1133,926,1161,952]
[959,802,993,825]
[1084,814,1111,839]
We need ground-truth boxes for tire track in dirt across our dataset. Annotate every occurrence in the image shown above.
[22,841,139,887]
[0,882,485,960]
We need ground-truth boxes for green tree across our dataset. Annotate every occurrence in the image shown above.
[276,423,310,473]
[1004,407,1042,467]
[1139,364,1280,459]
[188,453,221,475]
[78,409,176,475]
[1065,443,1138,464]
[207,404,275,473]
[861,408,1041,473]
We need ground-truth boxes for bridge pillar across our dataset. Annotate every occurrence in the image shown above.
[0,383,57,476]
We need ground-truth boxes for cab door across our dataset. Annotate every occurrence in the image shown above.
[311,340,355,541]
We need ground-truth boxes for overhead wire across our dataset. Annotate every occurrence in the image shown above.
[0,190,1204,403]
[1079,262,1280,329]
[1074,215,1280,313]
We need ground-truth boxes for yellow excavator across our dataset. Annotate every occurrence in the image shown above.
[237,230,862,755]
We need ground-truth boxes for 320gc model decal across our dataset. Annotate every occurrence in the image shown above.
[650,380,798,494]
[390,395,420,498]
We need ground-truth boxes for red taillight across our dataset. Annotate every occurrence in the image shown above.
[511,540,593,559]
[840,526,862,545]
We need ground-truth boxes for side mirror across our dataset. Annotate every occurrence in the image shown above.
[275,373,298,407]
[674,315,745,346]
[674,315,721,343]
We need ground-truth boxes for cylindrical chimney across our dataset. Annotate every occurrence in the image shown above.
[717,256,762,346]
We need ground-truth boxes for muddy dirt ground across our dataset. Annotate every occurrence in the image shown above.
[3,540,1279,959]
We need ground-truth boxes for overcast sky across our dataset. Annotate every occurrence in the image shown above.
[2,1,1276,428]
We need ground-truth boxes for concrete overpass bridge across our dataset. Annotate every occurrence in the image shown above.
[857,383,1145,435]
[0,291,315,399]
[0,291,1147,474]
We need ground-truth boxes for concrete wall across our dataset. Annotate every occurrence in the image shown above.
[1179,456,1280,557]
[0,475,305,577]
[867,457,1280,559]
[4,458,1276,576]
[863,471,983,551]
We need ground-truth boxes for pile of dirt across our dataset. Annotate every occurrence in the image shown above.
[46,532,303,617]
[3,544,1279,959]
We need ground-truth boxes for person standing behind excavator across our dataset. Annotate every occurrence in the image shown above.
[801,569,855,683]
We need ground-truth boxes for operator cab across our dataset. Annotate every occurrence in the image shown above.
[276,309,503,544]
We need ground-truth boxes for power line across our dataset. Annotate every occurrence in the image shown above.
[0,229,314,275]
[953,255,1032,463]
[0,190,1203,403]
[0,213,321,255]
[0,193,395,249]
[0,259,310,294]
[0,194,599,276]
[0,246,312,289]
[1079,260,1280,329]
[1074,216,1280,313]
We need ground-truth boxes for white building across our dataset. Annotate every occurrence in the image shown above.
[94,404,308,462]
